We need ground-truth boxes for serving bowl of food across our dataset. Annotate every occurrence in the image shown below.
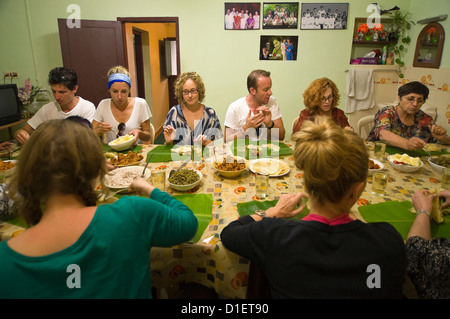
[108,134,136,151]
[368,158,384,175]
[428,155,450,174]
[104,165,151,192]
[0,160,17,177]
[168,169,202,191]
[387,153,423,173]
[108,151,143,167]
[213,156,248,178]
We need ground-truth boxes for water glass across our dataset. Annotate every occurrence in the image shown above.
[255,172,269,199]
[152,169,166,191]
[374,142,386,159]
[372,171,389,196]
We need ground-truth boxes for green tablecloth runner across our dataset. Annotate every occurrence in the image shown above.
[174,193,213,243]
[358,200,450,240]
[385,145,449,157]
[237,199,309,220]
[147,145,209,163]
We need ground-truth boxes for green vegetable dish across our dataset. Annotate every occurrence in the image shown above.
[430,155,450,168]
[168,169,200,185]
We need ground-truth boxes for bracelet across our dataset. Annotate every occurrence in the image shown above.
[416,209,431,219]
[267,121,275,129]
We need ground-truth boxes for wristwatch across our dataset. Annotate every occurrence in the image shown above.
[416,209,431,219]
[255,210,267,218]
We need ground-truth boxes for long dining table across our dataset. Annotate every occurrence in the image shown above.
[1,140,449,299]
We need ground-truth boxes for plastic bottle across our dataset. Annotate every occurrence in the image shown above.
[386,52,394,65]
[381,46,387,65]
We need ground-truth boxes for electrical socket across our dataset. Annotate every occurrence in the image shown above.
[3,72,18,78]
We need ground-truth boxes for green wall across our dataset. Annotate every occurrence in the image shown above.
[0,0,448,141]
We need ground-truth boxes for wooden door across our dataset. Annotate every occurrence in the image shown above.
[58,19,126,106]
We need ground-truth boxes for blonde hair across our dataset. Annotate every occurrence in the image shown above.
[174,72,206,104]
[107,65,130,78]
[302,77,340,114]
[8,120,106,225]
[291,116,367,204]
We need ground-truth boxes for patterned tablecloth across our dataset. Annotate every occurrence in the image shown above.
[0,141,448,299]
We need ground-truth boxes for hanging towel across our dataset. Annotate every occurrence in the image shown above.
[345,69,375,113]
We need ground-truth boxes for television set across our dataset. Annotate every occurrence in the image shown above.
[0,84,22,126]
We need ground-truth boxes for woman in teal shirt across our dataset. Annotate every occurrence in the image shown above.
[0,119,198,298]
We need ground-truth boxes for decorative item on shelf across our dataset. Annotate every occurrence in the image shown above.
[29,89,51,116]
[371,23,384,41]
[356,23,369,41]
[424,26,436,44]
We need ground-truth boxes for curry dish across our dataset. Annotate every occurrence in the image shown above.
[216,157,246,171]
[0,161,16,172]
[109,151,143,166]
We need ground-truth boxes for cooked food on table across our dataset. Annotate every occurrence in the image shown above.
[389,153,421,166]
[0,160,16,172]
[216,156,246,171]
[109,151,143,166]
[168,169,200,185]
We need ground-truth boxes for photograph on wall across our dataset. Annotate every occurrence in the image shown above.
[224,2,261,30]
[259,35,298,61]
[262,2,299,29]
[300,3,348,29]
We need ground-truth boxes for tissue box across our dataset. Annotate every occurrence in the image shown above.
[359,57,378,64]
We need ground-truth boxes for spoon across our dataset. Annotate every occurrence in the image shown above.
[169,156,190,178]
[141,153,153,177]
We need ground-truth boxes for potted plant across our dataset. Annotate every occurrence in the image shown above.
[384,9,415,77]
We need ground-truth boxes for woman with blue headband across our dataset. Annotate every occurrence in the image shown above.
[93,66,153,143]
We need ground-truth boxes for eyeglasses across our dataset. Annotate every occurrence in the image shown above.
[404,96,424,105]
[117,122,126,138]
[182,88,198,95]
[321,95,334,103]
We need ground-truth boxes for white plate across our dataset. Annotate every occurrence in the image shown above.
[104,165,150,190]
[387,155,424,173]
[249,158,290,177]
[368,158,384,176]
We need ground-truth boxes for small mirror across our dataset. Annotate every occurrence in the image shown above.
[413,22,445,68]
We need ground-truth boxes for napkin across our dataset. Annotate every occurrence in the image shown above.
[358,200,450,240]
[174,193,213,243]
[237,199,309,220]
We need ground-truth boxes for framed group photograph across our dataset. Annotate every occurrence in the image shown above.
[262,2,299,29]
[225,2,261,30]
[260,35,298,61]
[300,3,348,29]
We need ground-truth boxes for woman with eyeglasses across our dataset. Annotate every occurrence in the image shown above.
[292,77,353,133]
[92,66,153,144]
[163,72,223,146]
[367,81,450,150]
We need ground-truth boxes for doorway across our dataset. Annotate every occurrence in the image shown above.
[58,17,180,137]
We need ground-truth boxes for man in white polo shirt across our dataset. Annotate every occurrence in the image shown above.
[15,67,95,145]
[224,69,285,142]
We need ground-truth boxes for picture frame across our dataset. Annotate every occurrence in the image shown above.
[259,35,298,61]
[300,3,349,29]
[262,2,299,29]
[224,2,261,30]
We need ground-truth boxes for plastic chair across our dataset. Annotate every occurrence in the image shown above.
[357,115,375,139]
